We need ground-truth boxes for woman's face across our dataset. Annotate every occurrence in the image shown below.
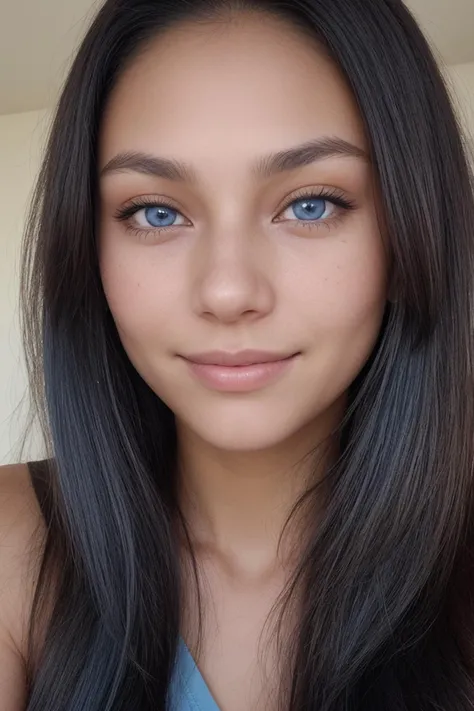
[98,12,388,453]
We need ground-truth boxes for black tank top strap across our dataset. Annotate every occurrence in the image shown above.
[28,459,55,526]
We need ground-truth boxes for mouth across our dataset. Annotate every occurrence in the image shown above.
[179,351,301,392]
[182,349,300,367]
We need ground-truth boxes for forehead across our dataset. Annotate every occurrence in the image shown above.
[99,13,367,173]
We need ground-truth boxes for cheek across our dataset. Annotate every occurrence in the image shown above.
[296,214,387,324]
[99,241,179,349]
[290,226,388,369]
[320,254,387,329]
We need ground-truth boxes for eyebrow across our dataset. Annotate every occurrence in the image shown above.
[100,136,370,182]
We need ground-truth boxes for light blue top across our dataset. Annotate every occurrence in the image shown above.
[168,638,221,711]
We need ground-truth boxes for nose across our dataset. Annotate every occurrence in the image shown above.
[191,228,275,324]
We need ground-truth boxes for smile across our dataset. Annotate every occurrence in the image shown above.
[180,351,300,392]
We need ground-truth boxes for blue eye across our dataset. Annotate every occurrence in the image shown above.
[114,189,356,239]
[282,197,333,222]
[136,205,186,229]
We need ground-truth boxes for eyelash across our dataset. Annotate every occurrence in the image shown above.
[113,187,357,240]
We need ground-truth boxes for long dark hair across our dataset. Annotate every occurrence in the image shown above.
[20,0,474,708]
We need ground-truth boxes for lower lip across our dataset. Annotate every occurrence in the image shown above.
[183,354,299,392]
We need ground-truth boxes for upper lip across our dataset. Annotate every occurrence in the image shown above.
[182,350,298,366]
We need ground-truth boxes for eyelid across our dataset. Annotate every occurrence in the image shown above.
[115,186,355,217]
[113,185,357,237]
[277,185,353,209]
[113,195,191,223]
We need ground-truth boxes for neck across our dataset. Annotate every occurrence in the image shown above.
[176,406,343,569]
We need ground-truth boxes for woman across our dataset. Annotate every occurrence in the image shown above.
[1,0,474,709]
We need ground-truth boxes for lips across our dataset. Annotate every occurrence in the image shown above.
[180,350,300,393]
[182,349,299,367]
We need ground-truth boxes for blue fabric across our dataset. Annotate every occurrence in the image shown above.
[168,639,221,711]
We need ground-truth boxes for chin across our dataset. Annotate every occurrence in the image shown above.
[179,408,310,453]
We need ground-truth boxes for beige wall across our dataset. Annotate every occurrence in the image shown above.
[0,109,51,463]
[447,62,474,137]
[0,65,474,464]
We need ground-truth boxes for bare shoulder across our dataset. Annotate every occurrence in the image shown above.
[0,462,47,709]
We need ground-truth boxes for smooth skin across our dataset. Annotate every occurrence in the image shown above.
[0,10,389,711]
